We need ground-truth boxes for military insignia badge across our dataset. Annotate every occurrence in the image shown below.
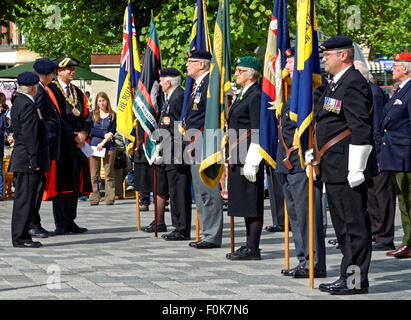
[323,97,342,114]
[192,103,198,111]
[194,91,201,104]
[36,108,43,120]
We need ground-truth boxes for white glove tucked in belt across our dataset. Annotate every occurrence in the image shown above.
[304,148,316,181]
[347,144,373,188]
[153,143,163,165]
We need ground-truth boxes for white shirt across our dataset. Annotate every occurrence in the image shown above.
[332,65,352,84]
[399,77,411,90]
[21,92,35,103]
[240,81,257,96]
[58,78,72,97]
[195,71,210,87]
[166,87,177,102]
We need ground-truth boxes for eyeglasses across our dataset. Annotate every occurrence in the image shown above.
[235,68,248,74]
[392,64,404,70]
[323,51,342,58]
[187,60,201,64]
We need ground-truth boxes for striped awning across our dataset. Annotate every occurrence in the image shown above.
[366,61,386,73]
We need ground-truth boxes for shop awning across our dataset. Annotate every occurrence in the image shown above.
[366,61,386,73]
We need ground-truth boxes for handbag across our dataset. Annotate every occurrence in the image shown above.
[114,152,128,169]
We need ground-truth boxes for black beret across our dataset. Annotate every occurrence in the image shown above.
[187,49,212,61]
[53,56,82,68]
[160,67,181,78]
[33,58,55,75]
[284,47,295,59]
[320,36,353,51]
[17,72,40,86]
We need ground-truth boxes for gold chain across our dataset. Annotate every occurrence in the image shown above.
[53,80,78,107]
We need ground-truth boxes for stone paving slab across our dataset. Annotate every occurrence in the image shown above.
[0,196,410,302]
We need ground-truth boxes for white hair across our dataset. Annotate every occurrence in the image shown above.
[354,60,370,80]
[17,84,35,94]
[165,76,181,88]
[399,61,411,74]
[247,67,260,80]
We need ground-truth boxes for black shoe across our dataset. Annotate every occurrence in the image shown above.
[321,279,369,295]
[142,221,167,233]
[162,231,189,241]
[54,227,70,235]
[28,227,50,238]
[293,268,327,279]
[13,240,42,248]
[281,265,303,276]
[328,239,338,245]
[372,242,395,251]
[226,246,261,260]
[265,225,285,232]
[190,240,220,249]
[70,223,88,234]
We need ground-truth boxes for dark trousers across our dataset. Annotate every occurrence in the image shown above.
[30,174,47,229]
[281,172,326,271]
[167,166,192,237]
[367,171,396,245]
[52,192,78,230]
[11,172,45,244]
[326,181,372,288]
[139,192,150,206]
[266,167,285,226]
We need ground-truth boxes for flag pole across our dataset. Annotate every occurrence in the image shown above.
[284,199,289,270]
[136,191,141,231]
[154,164,158,239]
[308,125,314,289]
[196,207,200,242]
[230,216,235,253]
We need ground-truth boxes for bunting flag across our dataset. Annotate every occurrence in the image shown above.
[179,0,212,135]
[116,2,141,154]
[259,0,290,169]
[133,19,163,165]
[289,0,321,167]
[199,0,231,188]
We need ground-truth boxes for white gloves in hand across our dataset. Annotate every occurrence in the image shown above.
[347,144,372,188]
[243,143,263,182]
[304,148,316,180]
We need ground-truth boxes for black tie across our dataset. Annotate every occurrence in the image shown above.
[66,85,71,97]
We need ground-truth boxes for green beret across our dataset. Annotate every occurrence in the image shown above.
[235,56,262,72]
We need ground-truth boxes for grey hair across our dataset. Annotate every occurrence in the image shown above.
[247,67,260,80]
[398,61,411,74]
[17,85,34,94]
[354,60,370,80]
[165,76,181,88]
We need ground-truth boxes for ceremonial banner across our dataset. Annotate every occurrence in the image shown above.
[259,0,290,169]
[289,0,321,167]
[179,0,212,135]
[133,19,163,165]
[116,2,141,151]
[199,0,231,188]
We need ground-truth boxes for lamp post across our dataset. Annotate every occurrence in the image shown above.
[337,0,341,35]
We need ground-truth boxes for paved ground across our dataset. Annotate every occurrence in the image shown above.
[0,195,410,302]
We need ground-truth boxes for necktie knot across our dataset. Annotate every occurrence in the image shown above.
[66,85,71,97]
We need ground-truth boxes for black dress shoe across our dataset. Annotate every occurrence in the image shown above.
[142,221,167,233]
[322,279,369,295]
[190,241,220,249]
[162,231,189,241]
[226,246,261,260]
[29,227,50,238]
[293,268,327,278]
[13,240,42,248]
[54,227,69,235]
[189,241,200,247]
[265,225,285,232]
[372,242,395,251]
[70,223,88,234]
[281,265,303,276]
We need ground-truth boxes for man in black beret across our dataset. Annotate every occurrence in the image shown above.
[46,56,91,235]
[151,67,193,240]
[25,58,62,238]
[306,36,374,294]
[10,72,51,248]
[182,50,223,249]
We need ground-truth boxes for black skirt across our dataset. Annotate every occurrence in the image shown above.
[227,164,264,218]
[133,163,168,194]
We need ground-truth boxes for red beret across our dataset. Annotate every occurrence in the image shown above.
[394,53,411,62]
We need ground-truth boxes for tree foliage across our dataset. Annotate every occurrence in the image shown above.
[6,0,410,68]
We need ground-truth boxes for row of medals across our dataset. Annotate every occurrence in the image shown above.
[53,80,81,116]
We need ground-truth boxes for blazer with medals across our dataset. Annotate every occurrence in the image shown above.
[378,79,411,171]
[47,81,91,193]
[314,65,373,183]
[184,73,209,131]
[35,83,62,161]
[159,86,184,170]
[9,93,50,173]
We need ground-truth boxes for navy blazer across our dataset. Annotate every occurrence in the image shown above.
[9,94,50,173]
[378,78,411,171]
[184,73,209,131]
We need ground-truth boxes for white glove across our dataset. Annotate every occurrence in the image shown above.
[225,82,236,97]
[347,144,372,188]
[305,163,317,181]
[305,148,314,165]
[243,143,263,182]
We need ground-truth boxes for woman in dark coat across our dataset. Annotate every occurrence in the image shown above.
[226,56,264,260]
